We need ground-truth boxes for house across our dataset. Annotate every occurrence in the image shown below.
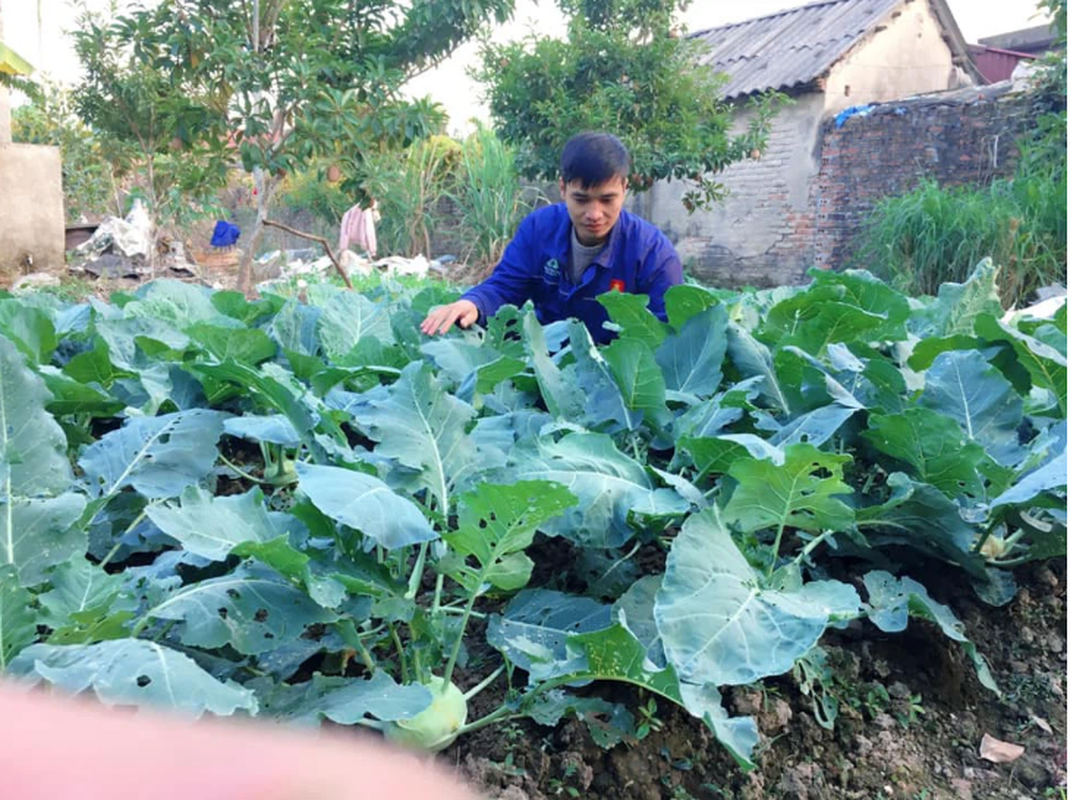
[633,0,983,288]
[970,24,1062,84]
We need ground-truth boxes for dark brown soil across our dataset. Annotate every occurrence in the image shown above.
[445,560,1067,800]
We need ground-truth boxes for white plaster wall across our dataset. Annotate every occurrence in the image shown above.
[823,0,961,114]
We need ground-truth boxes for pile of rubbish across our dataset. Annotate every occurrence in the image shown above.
[68,200,200,281]
[254,248,452,292]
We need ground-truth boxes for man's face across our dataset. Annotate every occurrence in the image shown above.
[559,176,628,246]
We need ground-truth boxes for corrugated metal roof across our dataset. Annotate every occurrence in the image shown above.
[691,0,906,99]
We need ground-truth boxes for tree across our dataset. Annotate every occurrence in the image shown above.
[474,0,781,211]
[71,6,233,250]
[91,0,517,291]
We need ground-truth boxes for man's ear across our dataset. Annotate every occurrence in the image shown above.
[558,178,567,200]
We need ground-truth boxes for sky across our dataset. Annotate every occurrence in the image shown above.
[4,0,1053,130]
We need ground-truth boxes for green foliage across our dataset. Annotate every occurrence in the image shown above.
[0,264,1062,772]
[858,5,1067,306]
[11,82,118,221]
[474,0,781,211]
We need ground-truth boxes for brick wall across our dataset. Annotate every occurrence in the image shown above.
[811,83,1032,270]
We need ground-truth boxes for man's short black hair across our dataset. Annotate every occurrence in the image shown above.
[560,132,631,188]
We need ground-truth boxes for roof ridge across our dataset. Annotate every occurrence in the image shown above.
[689,0,890,37]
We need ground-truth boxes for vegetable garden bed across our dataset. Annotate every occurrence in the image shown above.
[0,260,1064,798]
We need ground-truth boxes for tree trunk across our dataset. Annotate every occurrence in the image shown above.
[236,168,274,294]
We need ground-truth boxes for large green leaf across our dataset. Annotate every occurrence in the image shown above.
[976,313,1067,415]
[522,310,584,419]
[256,671,432,724]
[37,557,129,630]
[443,481,577,594]
[4,494,87,587]
[911,258,1003,338]
[123,280,238,330]
[807,269,911,341]
[863,570,998,694]
[655,304,728,398]
[664,284,719,331]
[567,320,641,431]
[920,350,1025,466]
[505,433,690,547]
[146,487,287,561]
[723,444,854,534]
[10,639,258,716]
[764,285,887,355]
[863,409,987,500]
[295,463,437,550]
[725,324,789,414]
[0,301,57,364]
[38,367,125,417]
[990,422,1067,510]
[315,288,395,364]
[525,621,759,769]
[187,323,277,366]
[596,292,669,344]
[604,337,668,420]
[79,409,229,499]
[855,473,985,575]
[346,362,477,512]
[141,566,337,656]
[0,335,72,497]
[0,567,36,668]
[487,589,612,675]
[655,508,861,686]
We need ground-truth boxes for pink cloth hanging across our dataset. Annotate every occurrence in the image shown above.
[339,203,377,257]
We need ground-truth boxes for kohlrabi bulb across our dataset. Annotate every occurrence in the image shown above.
[384,675,468,752]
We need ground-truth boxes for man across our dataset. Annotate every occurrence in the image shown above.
[420,132,683,344]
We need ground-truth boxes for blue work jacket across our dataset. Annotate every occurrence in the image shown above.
[461,204,683,344]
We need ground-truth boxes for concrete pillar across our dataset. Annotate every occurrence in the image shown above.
[0,143,65,274]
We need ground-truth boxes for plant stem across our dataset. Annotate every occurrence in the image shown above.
[768,521,788,579]
[463,664,505,702]
[405,542,429,600]
[389,623,408,682]
[602,541,641,584]
[432,573,444,614]
[790,529,835,568]
[449,704,522,740]
[442,591,477,690]
[218,453,267,485]
[98,506,153,571]
[437,606,486,619]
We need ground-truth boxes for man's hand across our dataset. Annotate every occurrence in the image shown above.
[420,299,479,336]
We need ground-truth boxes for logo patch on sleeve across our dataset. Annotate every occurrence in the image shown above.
[609,279,625,293]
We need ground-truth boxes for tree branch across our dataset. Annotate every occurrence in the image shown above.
[262,218,354,290]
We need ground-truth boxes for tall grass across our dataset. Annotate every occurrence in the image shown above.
[857,43,1067,308]
[858,173,1066,306]
[448,124,542,269]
